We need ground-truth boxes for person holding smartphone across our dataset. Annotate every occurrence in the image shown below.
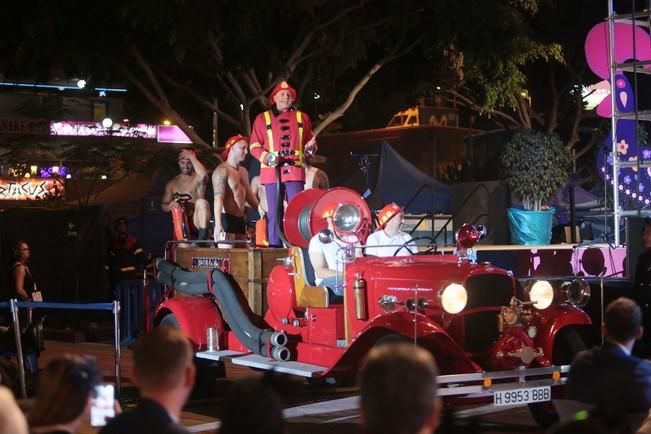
[28,355,103,434]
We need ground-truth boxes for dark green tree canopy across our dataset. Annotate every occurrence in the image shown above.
[0,0,569,150]
[501,129,571,211]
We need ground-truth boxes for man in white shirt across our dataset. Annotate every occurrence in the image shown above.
[308,207,361,296]
[366,203,416,257]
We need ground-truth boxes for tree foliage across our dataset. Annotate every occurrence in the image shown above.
[434,0,606,162]
[501,129,571,211]
[0,0,581,151]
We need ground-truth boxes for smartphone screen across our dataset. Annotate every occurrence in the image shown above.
[90,384,115,427]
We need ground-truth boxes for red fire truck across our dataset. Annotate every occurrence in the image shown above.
[154,187,592,424]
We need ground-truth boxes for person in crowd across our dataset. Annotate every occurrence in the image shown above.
[249,81,317,247]
[566,297,651,415]
[212,135,259,245]
[365,203,417,257]
[100,326,195,434]
[12,240,38,301]
[0,385,28,434]
[27,355,102,434]
[359,342,442,434]
[11,239,42,326]
[634,218,651,357]
[217,373,287,434]
[161,149,211,240]
[304,154,329,190]
[108,217,144,284]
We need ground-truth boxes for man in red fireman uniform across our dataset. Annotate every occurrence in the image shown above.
[249,81,317,247]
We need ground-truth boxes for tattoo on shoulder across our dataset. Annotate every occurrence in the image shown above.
[212,166,228,196]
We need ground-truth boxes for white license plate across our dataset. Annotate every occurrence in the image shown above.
[493,386,551,406]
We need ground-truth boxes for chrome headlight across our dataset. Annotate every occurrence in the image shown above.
[560,279,591,307]
[333,204,361,233]
[525,280,554,310]
[439,283,467,314]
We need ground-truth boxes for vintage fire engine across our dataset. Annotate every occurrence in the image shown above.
[154,187,592,419]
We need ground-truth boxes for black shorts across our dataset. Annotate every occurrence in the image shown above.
[221,213,246,235]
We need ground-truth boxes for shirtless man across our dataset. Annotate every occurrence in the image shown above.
[161,149,211,239]
[304,154,330,190]
[212,135,259,244]
[250,176,268,217]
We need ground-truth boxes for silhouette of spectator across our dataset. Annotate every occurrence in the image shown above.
[12,240,40,302]
[217,373,286,434]
[566,297,651,416]
[634,218,651,357]
[359,343,442,434]
[549,408,629,434]
[108,217,144,284]
[100,326,195,434]
[27,355,102,434]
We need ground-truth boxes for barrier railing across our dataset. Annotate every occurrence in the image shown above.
[0,300,121,399]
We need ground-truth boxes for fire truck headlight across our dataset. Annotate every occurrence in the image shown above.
[526,280,554,310]
[333,204,361,233]
[439,283,467,314]
[560,279,591,307]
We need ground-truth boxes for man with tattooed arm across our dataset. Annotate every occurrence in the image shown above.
[212,135,259,245]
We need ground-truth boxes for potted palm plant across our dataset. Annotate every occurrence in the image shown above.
[501,129,570,245]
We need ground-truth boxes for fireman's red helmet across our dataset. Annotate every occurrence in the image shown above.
[269,81,297,104]
[376,203,402,228]
[221,134,249,160]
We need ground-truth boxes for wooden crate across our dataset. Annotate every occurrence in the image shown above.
[173,247,289,314]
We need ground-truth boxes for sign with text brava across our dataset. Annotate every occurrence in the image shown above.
[0,178,64,200]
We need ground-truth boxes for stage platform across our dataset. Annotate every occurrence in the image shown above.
[440,243,627,280]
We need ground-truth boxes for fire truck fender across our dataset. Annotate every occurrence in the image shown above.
[341,312,480,373]
[153,296,224,350]
[360,311,450,338]
[537,304,592,361]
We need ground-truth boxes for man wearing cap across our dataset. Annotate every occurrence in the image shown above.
[249,81,317,247]
[212,135,259,244]
[365,203,417,257]
[161,149,211,239]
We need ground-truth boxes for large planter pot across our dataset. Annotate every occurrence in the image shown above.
[507,208,555,245]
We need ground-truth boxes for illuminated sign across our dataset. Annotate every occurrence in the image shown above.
[157,125,193,144]
[49,121,192,143]
[50,121,157,139]
[0,119,50,135]
[0,178,64,201]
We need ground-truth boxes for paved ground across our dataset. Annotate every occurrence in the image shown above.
[33,341,542,434]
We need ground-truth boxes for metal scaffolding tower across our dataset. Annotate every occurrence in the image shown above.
[607,0,651,245]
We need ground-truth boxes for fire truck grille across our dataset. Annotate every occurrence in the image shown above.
[464,274,514,353]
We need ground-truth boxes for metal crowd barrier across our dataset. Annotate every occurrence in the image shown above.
[0,299,121,399]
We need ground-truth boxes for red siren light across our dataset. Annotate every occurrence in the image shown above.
[455,224,486,249]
